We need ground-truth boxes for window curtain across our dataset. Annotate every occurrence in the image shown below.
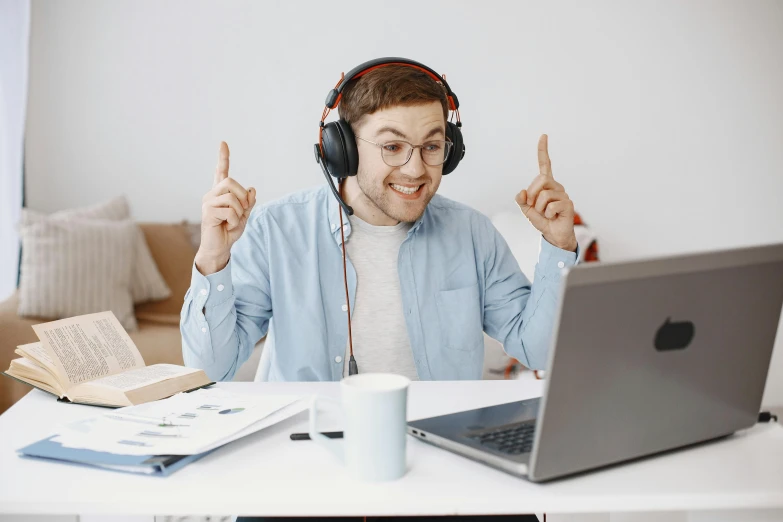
[0,0,30,301]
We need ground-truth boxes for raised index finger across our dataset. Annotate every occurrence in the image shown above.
[538,134,552,177]
[214,141,230,187]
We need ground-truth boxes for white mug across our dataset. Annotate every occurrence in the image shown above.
[309,373,410,482]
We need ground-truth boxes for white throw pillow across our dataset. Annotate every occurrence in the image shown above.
[42,196,171,304]
[17,214,138,331]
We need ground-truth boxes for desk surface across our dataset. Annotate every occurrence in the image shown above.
[1,381,782,517]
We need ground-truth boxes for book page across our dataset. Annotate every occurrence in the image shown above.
[13,342,63,390]
[78,364,202,392]
[32,311,145,388]
[6,358,67,397]
[12,357,47,372]
[16,342,60,378]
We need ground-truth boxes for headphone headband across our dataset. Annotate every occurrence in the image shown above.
[324,57,460,112]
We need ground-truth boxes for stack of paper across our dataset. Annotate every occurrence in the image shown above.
[17,387,309,475]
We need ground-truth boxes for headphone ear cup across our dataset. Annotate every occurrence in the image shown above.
[336,120,359,177]
[321,122,347,179]
[321,120,359,178]
[442,122,465,175]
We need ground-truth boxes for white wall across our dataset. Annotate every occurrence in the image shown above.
[24,0,783,403]
[0,0,29,301]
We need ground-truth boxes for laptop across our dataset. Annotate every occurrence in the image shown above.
[408,242,783,482]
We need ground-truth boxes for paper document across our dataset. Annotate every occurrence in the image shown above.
[51,388,308,456]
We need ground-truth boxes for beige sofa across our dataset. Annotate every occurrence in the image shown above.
[0,222,262,415]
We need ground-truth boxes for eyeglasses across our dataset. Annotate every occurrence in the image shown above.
[356,136,454,167]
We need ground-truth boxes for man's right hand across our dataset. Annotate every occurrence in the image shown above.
[195,141,257,275]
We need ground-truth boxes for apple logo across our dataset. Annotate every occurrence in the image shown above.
[655,317,695,352]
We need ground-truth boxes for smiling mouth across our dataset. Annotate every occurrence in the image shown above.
[389,183,424,196]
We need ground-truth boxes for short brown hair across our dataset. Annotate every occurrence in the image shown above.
[338,65,449,129]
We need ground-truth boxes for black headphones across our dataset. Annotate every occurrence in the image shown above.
[314,57,466,216]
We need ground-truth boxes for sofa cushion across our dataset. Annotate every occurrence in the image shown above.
[30,196,172,305]
[127,320,186,366]
[134,223,198,324]
[17,215,138,330]
[0,293,44,413]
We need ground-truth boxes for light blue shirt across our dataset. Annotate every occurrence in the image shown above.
[181,185,578,382]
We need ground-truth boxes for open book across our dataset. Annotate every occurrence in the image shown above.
[2,311,213,407]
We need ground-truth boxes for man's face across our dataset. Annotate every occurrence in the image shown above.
[351,101,445,223]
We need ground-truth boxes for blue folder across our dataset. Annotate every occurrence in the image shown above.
[17,435,214,476]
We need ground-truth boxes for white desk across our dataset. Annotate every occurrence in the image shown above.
[1,381,782,519]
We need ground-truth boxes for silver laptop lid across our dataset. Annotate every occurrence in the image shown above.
[529,242,783,482]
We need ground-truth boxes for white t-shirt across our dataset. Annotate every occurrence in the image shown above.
[342,214,418,380]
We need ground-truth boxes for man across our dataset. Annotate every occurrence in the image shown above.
[181,61,578,385]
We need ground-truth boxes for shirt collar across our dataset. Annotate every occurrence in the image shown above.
[409,211,426,235]
[326,186,352,245]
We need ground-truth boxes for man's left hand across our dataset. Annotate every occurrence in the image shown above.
[515,134,578,252]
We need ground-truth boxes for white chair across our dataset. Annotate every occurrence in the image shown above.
[233,338,266,382]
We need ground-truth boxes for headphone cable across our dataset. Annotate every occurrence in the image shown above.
[338,181,358,375]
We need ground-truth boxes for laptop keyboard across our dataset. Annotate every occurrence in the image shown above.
[468,421,537,455]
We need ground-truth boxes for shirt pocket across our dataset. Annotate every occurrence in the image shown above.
[435,283,483,352]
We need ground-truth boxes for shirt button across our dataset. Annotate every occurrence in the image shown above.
[200,289,207,296]
[557,261,565,269]
[201,327,207,333]
[341,304,348,312]
[331,224,337,230]
[217,284,225,292]
[335,356,342,363]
